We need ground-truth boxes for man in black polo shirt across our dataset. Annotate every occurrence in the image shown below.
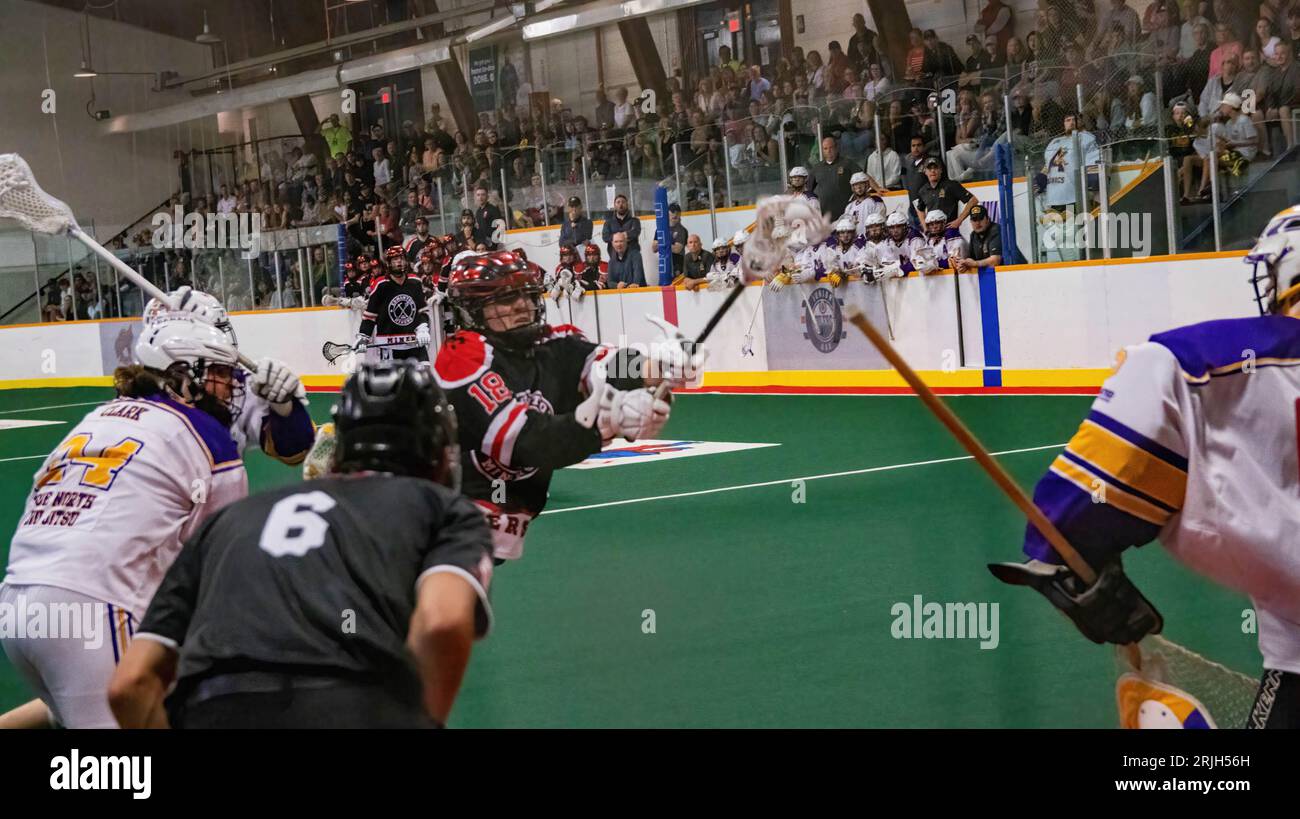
[912,157,977,230]
[957,204,1003,271]
[108,362,493,729]
[810,136,859,220]
[473,186,504,249]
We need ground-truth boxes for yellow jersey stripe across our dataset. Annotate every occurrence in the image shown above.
[1067,420,1187,509]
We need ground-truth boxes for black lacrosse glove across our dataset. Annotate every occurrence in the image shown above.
[988,558,1163,645]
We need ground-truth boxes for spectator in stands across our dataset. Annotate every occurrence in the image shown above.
[1252,15,1283,62]
[747,65,772,102]
[594,86,615,128]
[811,136,858,219]
[827,41,852,95]
[864,62,892,102]
[848,14,878,63]
[901,134,930,197]
[613,87,636,130]
[903,29,927,84]
[913,157,976,229]
[1091,0,1141,56]
[957,204,1002,271]
[1212,0,1248,44]
[217,185,236,214]
[1182,92,1257,202]
[320,114,352,159]
[473,186,503,249]
[602,193,641,255]
[294,195,322,227]
[976,0,1015,60]
[679,234,708,289]
[866,140,902,189]
[924,30,963,84]
[1200,52,1246,117]
[732,123,780,181]
[1112,75,1158,135]
[717,44,743,74]
[1210,22,1244,79]
[560,197,593,247]
[807,50,827,99]
[960,35,996,92]
[1264,39,1300,149]
[606,231,646,288]
[1286,5,1300,53]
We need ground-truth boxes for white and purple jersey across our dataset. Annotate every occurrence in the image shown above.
[925,227,969,270]
[841,196,886,239]
[5,394,248,618]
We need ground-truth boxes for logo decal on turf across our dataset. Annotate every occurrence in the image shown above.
[569,439,778,469]
[800,286,846,354]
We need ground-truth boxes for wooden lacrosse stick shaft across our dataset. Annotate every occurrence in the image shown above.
[844,307,1143,667]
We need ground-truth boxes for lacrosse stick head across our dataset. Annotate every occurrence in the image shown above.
[0,154,78,235]
[742,195,831,281]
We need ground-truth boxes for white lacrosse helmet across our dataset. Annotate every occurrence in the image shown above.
[452,250,480,266]
[885,211,908,228]
[732,229,749,245]
[134,316,238,373]
[1246,205,1300,315]
[925,209,947,225]
[850,172,869,186]
[144,289,235,345]
[835,218,856,234]
[864,213,886,228]
[788,166,809,179]
[711,237,729,251]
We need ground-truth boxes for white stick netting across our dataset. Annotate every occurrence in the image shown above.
[740,194,832,281]
[0,153,78,235]
[1116,635,1259,728]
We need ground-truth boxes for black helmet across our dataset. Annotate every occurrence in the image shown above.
[446,250,546,349]
[333,362,459,488]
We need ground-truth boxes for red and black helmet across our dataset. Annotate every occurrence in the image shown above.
[447,250,546,349]
[559,244,577,265]
[583,242,602,263]
[385,244,408,273]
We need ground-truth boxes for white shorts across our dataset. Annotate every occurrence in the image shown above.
[0,582,137,728]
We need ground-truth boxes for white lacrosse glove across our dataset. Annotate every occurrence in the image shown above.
[646,314,709,389]
[706,272,727,292]
[354,332,370,353]
[614,388,671,442]
[574,360,621,443]
[573,283,586,301]
[322,293,340,307]
[416,323,432,347]
[768,271,792,292]
[252,357,306,416]
[723,270,744,288]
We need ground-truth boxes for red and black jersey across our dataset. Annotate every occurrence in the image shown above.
[342,275,370,299]
[577,262,607,290]
[404,233,435,264]
[359,276,429,339]
[432,324,641,560]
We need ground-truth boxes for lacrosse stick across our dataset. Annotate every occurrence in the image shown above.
[322,334,419,365]
[844,306,1143,670]
[860,263,896,341]
[650,282,747,402]
[0,154,257,369]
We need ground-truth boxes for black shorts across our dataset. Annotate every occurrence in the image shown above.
[392,346,429,363]
[1246,669,1300,729]
[170,672,435,729]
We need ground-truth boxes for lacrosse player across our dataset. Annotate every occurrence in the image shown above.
[990,205,1300,728]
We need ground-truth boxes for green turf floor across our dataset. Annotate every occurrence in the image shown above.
[0,387,1263,727]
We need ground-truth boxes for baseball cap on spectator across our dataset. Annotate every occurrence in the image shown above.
[669,203,681,213]
[1217,92,1243,110]
[567,196,582,207]
[923,157,943,169]
[1127,75,1143,87]
[969,204,989,221]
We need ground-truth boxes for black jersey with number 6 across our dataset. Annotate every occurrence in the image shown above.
[359,276,429,339]
[136,475,494,692]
